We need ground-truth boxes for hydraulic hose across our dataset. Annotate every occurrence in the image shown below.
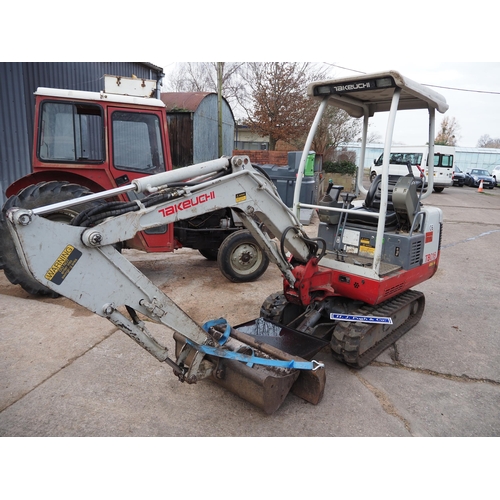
[72,189,182,227]
[280,226,327,263]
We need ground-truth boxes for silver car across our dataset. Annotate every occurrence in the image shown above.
[491,165,500,186]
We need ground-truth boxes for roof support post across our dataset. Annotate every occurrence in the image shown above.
[356,108,370,196]
[372,87,401,276]
[292,98,328,219]
[421,107,436,199]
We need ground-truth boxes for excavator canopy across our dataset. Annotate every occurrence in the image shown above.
[307,70,449,118]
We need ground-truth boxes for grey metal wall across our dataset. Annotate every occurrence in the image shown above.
[0,63,31,207]
[0,62,163,207]
[193,94,235,164]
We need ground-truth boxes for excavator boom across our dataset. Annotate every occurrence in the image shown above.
[5,155,327,414]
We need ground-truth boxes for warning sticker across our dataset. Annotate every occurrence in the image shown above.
[359,237,374,257]
[235,192,247,203]
[45,245,82,285]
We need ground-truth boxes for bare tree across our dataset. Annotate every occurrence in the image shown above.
[435,116,460,146]
[164,62,362,155]
[367,129,382,144]
[239,62,329,150]
[311,106,361,160]
[477,134,500,148]
[163,62,246,112]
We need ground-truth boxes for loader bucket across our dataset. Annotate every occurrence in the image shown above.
[173,319,327,414]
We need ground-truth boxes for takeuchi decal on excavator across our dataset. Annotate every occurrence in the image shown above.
[158,191,216,217]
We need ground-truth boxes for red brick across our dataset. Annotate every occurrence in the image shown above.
[232,150,289,166]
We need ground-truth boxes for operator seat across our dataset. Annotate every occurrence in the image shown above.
[363,174,398,211]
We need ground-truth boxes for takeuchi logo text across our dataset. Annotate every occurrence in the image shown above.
[333,82,372,92]
[158,191,216,217]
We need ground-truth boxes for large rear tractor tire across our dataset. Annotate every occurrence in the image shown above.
[217,229,269,283]
[0,181,103,297]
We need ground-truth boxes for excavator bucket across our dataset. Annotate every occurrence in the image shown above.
[174,319,328,414]
[233,321,328,406]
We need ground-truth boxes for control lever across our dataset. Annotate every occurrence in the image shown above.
[333,192,357,260]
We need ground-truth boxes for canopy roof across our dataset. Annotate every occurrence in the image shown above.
[307,70,448,118]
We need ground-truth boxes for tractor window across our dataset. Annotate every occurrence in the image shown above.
[38,101,104,162]
[112,111,165,174]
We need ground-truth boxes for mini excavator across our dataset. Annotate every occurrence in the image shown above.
[3,71,448,413]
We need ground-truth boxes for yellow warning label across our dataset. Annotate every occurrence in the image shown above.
[235,192,247,203]
[359,245,375,256]
[359,238,374,257]
[45,245,82,285]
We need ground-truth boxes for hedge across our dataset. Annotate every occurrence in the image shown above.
[322,160,357,175]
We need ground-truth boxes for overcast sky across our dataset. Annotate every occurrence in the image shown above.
[159,62,500,149]
[329,62,500,148]
[7,1,497,150]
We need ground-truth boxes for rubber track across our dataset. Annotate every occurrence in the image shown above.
[330,289,425,368]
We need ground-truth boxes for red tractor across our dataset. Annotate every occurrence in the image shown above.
[0,76,269,297]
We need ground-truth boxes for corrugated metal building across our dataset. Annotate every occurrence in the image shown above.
[0,62,164,207]
[161,92,235,168]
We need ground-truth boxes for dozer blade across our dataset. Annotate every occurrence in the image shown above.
[173,319,327,414]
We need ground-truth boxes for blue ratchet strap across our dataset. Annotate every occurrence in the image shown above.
[185,338,323,371]
[202,318,231,345]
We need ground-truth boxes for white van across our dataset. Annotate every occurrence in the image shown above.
[370,145,455,192]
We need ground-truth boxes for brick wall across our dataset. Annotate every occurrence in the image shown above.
[232,149,289,166]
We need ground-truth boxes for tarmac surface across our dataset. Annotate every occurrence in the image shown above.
[1,183,499,438]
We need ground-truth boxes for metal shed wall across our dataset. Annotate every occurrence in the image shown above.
[162,92,235,168]
[0,62,163,207]
[193,94,234,164]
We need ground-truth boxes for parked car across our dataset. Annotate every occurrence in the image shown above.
[464,168,495,189]
[452,166,466,187]
[491,165,500,186]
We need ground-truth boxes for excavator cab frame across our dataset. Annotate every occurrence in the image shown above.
[292,70,449,278]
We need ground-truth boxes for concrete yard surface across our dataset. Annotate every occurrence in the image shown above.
[1,185,499,439]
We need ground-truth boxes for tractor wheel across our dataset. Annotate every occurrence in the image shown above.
[0,181,103,297]
[217,229,269,283]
